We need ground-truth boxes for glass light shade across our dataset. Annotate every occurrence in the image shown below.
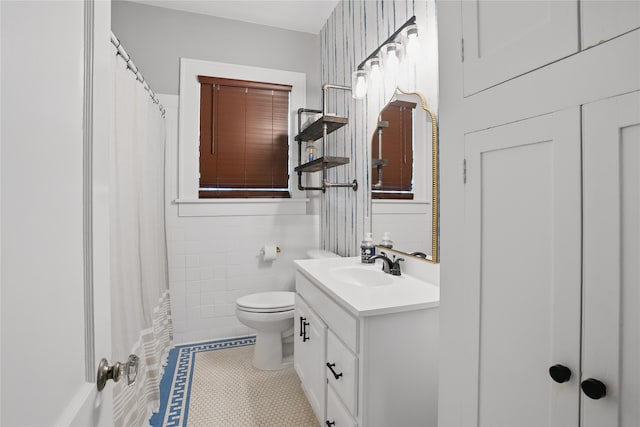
[382,42,401,87]
[366,57,382,86]
[352,69,368,99]
[403,24,419,63]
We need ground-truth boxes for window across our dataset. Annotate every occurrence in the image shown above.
[371,100,415,200]
[198,76,292,198]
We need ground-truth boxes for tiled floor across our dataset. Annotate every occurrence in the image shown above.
[151,337,319,427]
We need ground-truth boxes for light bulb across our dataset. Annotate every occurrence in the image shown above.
[403,24,419,63]
[382,43,400,87]
[366,57,382,85]
[352,70,368,99]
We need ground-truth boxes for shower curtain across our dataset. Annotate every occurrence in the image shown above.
[110,52,172,426]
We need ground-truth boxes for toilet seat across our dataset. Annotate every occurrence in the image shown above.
[236,291,295,313]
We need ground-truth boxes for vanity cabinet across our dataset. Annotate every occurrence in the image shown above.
[294,270,439,427]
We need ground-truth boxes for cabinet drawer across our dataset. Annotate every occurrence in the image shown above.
[327,385,357,427]
[296,271,358,351]
[326,330,358,416]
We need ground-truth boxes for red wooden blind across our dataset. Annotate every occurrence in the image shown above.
[198,76,292,198]
[372,100,415,199]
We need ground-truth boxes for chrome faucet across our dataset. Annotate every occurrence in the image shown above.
[370,252,405,276]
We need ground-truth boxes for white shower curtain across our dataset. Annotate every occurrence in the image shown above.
[110,53,172,426]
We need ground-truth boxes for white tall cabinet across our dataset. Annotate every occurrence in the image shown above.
[582,92,640,427]
[438,1,640,426]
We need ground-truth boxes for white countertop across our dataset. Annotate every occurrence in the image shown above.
[294,256,440,317]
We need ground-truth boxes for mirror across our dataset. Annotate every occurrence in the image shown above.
[370,89,438,262]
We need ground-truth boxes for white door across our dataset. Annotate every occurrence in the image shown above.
[581,0,640,49]
[582,91,640,427]
[1,1,114,425]
[462,0,579,96]
[463,108,582,426]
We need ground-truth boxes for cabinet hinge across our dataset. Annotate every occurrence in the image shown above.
[463,159,467,184]
[461,38,465,63]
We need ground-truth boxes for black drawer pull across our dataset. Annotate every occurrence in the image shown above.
[326,421,335,427]
[299,316,306,337]
[326,362,343,379]
[302,321,310,342]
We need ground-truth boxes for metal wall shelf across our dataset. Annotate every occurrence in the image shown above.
[295,156,350,173]
[295,115,348,142]
[372,158,388,168]
[295,83,357,192]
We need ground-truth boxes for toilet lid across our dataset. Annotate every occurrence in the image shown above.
[236,291,295,313]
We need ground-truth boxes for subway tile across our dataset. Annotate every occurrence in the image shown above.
[185,254,200,268]
[170,280,186,294]
[200,305,215,319]
[185,267,200,282]
[200,292,216,306]
[201,278,226,292]
[186,293,200,308]
[185,280,201,294]
[199,266,214,280]
[168,268,186,282]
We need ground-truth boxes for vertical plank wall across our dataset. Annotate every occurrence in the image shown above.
[319,0,438,255]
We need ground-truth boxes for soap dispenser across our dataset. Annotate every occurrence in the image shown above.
[380,231,393,249]
[361,232,376,263]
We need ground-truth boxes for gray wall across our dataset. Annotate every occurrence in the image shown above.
[112,1,322,107]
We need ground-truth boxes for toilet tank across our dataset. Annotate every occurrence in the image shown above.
[305,249,341,259]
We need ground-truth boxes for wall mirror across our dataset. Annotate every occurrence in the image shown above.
[370,89,438,262]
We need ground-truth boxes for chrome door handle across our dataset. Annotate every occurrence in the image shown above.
[96,354,139,392]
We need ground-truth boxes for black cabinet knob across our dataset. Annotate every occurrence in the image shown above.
[581,378,607,399]
[325,421,335,427]
[549,364,572,383]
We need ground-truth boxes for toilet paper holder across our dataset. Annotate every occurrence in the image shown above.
[260,245,281,260]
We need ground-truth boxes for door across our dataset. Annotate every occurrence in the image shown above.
[582,91,640,427]
[1,1,114,425]
[462,0,579,95]
[463,108,582,426]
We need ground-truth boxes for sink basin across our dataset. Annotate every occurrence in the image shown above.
[329,265,394,287]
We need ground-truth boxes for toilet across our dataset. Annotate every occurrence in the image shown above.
[235,249,340,370]
[236,291,295,370]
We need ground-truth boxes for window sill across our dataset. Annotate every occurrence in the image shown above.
[174,198,309,217]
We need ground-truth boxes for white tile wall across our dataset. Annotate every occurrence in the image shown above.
[166,215,319,344]
[161,94,321,345]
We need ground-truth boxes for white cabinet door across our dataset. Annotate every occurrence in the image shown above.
[582,91,640,427]
[581,0,640,49]
[462,0,579,96]
[463,108,582,426]
[294,295,327,423]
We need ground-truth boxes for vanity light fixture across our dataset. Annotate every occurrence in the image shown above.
[367,57,382,86]
[352,16,418,99]
[403,24,420,63]
[352,69,368,99]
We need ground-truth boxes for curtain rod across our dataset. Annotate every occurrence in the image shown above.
[110,33,166,117]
